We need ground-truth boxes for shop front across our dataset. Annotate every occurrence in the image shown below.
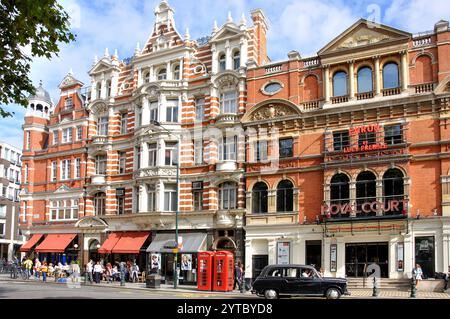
[146,232,207,286]
[33,233,80,264]
[19,233,45,258]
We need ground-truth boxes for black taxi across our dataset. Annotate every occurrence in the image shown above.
[251,264,349,299]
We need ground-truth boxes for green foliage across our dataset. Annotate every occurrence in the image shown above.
[0,0,76,117]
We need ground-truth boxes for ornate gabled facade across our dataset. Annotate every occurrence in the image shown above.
[244,19,450,282]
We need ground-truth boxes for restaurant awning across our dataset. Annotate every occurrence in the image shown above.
[34,234,77,253]
[98,232,122,254]
[111,232,150,254]
[146,233,207,253]
[20,234,44,252]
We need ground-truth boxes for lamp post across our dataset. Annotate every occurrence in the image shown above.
[150,120,180,289]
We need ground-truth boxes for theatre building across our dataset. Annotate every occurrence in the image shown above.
[244,19,450,281]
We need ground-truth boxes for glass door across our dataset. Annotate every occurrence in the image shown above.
[415,236,435,279]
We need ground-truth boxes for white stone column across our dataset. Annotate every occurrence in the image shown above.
[137,68,142,87]
[158,138,166,167]
[138,185,146,214]
[141,97,150,126]
[268,239,277,265]
[179,58,184,81]
[336,239,346,278]
[389,236,399,279]
[323,238,333,277]
[401,51,409,91]
[295,238,305,264]
[225,40,232,70]
[142,142,149,168]
[211,44,218,74]
[100,78,107,100]
[158,180,165,212]
[324,66,330,102]
[166,61,172,80]
[374,56,381,96]
[245,239,253,280]
[403,233,414,279]
[240,37,248,68]
[349,61,355,99]
[149,65,155,82]
[159,94,167,123]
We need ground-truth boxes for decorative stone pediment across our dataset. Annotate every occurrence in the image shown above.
[319,19,411,55]
[55,185,71,193]
[210,25,242,43]
[89,60,113,75]
[75,216,108,229]
[59,73,84,89]
[242,100,301,123]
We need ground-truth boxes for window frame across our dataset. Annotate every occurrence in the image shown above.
[220,91,238,114]
[279,138,294,158]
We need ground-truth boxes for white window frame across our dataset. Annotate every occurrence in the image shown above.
[150,101,158,122]
[53,130,59,145]
[220,91,238,114]
[26,131,31,150]
[96,155,107,175]
[50,199,79,221]
[220,136,237,161]
[120,113,128,134]
[60,159,71,180]
[75,158,81,178]
[24,165,28,184]
[148,143,157,167]
[164,143,178,166]
[51,161,57,181]
[165,99,178,123]
[76,126,83,141]
[97,116,108,136]
[194,140,203,165]
[147,184,157,212]
[62,127,72,143]
[195,98,205,121]
[118,152,126,174]
[157,68,167,81]
[219,182,237,210]
[164,184,177,212]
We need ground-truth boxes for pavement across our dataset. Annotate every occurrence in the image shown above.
[0,273,449,299]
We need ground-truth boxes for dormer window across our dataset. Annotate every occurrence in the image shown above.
[233,50,240,70]
[65,97,73,109]
[219,53,226,72]
[158,68,167,80]
[173,65,180,80]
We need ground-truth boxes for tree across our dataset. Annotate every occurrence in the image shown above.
[0,0,76,117]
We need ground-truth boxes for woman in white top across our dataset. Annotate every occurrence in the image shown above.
[131,263,139,283]
[93,262,103,284]
[412,264,423,288]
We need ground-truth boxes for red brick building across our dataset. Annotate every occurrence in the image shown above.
[243,19,450,281]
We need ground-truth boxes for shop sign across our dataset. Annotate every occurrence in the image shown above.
[321,199,408,216]
[277,242,290,265]
[330,244,337,272]
[396,243,404,272]
[344,124,387,154]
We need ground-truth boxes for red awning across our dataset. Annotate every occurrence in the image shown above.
[20,234,44,252]
[111,232,150,254]
[98,233,122,254]
[34,234,77,253]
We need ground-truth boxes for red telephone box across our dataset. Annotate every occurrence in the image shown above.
[197,251,214,291]
[213,250,234,292]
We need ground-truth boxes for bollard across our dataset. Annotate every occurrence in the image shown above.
[410,276,417,298]
[372,276,379,297]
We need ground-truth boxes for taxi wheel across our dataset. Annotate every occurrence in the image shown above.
[325,287,341,299]
[264,289,279,299]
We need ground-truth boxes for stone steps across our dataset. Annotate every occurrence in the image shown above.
[346,278,411,291]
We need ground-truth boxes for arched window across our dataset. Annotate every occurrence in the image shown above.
[357,67,373,93]
[218,182,237,210]
[383,62,400,89]
[304,75,319,101]
[219,53,226,71]
[233,51,240,70]
[96,83,101,99]
[252,182,268,213]
[143,71,150,83]
[173,65,180,80]
[333,71,348,97]
[356,171,377,215]
[36,104,43,112]
[383,169,405,215]
[277,180,294,212]
[415,55,433,83]
[94,192,106,216]
[157,68,167,80]
[330,174,350,207]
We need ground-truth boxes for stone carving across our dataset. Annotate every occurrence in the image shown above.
[216,74,239,89]
[250,104,297,121]
[60,74,78,88]
[91,102,108,115]
[137,167,177,178]
[336,29,390,50]
[54,185,70,193]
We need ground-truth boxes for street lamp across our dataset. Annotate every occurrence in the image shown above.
[150,120,180,289]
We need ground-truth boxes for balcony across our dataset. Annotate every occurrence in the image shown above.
[92,135,108,145]
[91,174,106,185]
[216,160,237,172]
[215,113,240,127]
[134,167,177,179]
[356,91,374,100]
[382,87,401,97]
[300,100,322,112]
[412,83,435,94]
[412,35,432,48]
[265,64,282,74]
[331,95,349,104]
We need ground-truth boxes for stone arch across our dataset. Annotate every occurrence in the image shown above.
[247,179,270,192]
[412,52,435,65]
[434,74,450,94]
[414,54,433,83]
[212,236,237,251]
[303,74,319,101]
[326,170,351,184]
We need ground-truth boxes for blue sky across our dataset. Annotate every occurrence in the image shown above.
[1,0,449,148]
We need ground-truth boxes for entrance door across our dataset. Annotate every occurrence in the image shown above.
[415,236,435,279]
[345,243,389,278]
[252,255,268,280]
[305,240,322,270]
[163,254,175,284]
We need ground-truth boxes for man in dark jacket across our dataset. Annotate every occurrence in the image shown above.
[234,262,242,291]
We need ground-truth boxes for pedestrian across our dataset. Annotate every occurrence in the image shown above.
[86,260,93,284]
[71,261,80,283]
[93,261,103,284]
[34,258,41,280]
[234,261,242,291]
[23,257,33,279]
[412,264,423,288]
[131,262,139,283]
[40,262,48,282]
[443,265,450,292]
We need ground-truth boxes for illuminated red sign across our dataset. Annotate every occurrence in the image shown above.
[343,124,388,153]
[321,199,407,216]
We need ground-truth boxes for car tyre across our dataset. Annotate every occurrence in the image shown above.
[264,289,279,299]
[326,287,341,300]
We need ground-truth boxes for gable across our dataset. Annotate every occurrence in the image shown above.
[210,25,242,42]
[89,60,114,75]
[319,19,411,55]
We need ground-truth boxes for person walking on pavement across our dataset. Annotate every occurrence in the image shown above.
[86,260,93,284]
[71,261,80,283]
[131,262,139,283]
[34,258,41,280]
[234,261,242,291]
[23,257,33,279]
[93,261,103,284]
[40,262,48,282]
[412,264,423,288]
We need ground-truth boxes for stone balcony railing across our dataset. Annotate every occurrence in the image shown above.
[356,91,374,100]
[412,36,432,48]
[300,100,322,112]
[216,160,237,172]
[412,82,435,94]
[265,64,283,74]
[303,57,320,68]
[215,113,240,127]
[134,166,177,179]
[91,174,106,185]
[91,135,108,145]
[331,95,349,104]
[382,87,401,97]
